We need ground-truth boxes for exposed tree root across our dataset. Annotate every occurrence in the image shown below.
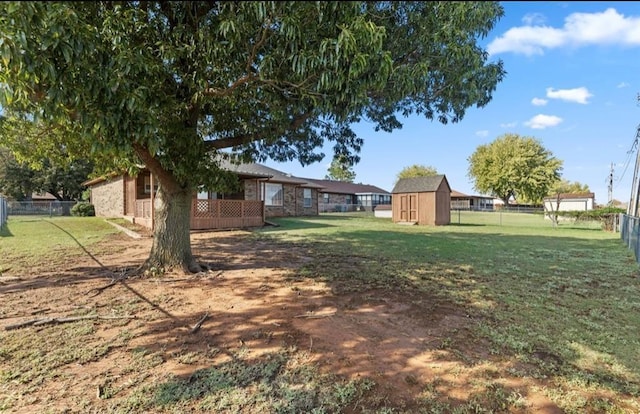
[86,271,130,298]
[5,314,136,330]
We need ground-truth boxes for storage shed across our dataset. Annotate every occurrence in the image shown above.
[391,175,451,226]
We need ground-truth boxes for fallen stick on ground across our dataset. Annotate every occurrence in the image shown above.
[293,313,336,319]
[4,314,136,331]
[190,312,209,334]
[86,273,129,298]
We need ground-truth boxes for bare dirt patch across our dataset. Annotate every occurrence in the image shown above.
[0,229,564,413]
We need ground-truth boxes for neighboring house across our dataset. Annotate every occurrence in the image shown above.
[30,192,59,201]
[450,190,494,211]
[302,178,391,212]
[83,161,323,231]
[543,192,595,218]
[391,175,451,226]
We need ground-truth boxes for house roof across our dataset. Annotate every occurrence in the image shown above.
[451,190,468,198]
[221,162,324,188]
[83,161,325,189]
[302,178,390,195]
[543,192,595,200]
[451,190,494,200]
[392,175,450,194]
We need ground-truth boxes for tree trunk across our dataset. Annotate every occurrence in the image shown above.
[145,187,201,273]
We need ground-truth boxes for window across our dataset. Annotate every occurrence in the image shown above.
[264,183,283,206]
[323,193,329,203]
[144,176,159,194]
[197,189,218,200]
[303,188,312,208]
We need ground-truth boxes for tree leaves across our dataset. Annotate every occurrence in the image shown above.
[467,133,563,204]
[395,164,439,185]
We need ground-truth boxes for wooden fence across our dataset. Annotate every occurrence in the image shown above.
[134,199,264,230]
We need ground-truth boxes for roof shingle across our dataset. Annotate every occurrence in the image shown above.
[392,175,449,194]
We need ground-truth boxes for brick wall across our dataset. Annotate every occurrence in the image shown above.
[244,179,259,201]
[90,176,124,217]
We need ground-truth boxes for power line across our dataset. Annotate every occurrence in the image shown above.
[617,133,639,183]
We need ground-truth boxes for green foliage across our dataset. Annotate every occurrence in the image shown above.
[467,133,563,204]
[549,178,590,195]
[325,154,356,182]
[71,202,95,217]
[553,206,625,231]
[395,164,438,184]
[0,1,504,188]
[0,147,93,201]
[0,148,35,200]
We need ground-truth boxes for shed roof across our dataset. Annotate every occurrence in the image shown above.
[392,175,450,194]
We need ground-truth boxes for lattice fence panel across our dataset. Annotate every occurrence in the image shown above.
[193,199,219,218]
[244,201,263,217]
[220,201,242,217]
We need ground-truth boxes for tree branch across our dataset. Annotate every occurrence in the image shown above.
[204,111,314,150]
[202,73,258,98]
[132,143,181,194]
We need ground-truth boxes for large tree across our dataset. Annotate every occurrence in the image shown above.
[325,154,356,182]
[395,164,439,184]
[0,1,506,273]
[467,133,562,205]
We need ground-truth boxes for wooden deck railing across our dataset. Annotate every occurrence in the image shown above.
[191,199,264,230]
[134,199,264,230]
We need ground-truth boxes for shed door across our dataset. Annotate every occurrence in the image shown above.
[399,194,417,222]
[409,194,417,221]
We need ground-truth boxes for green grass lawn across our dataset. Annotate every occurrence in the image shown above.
[2,212,639,412]
[257,212,640,413]
[0,215,120,273]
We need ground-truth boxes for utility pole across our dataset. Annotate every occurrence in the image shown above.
[608,163,614,206]
[628,125,640,216]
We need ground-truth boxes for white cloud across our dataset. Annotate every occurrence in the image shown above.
[617,82,630,88]
[500,122,517,128]
[475,130,489,137]
[522,13,546,26]
[531,97,548,106]
[546,87,593,104]
[524,114,563,129]
[488,8,640,56]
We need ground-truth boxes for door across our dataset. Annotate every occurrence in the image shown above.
[400,195,408,221]
[398,194,417,222]
[408,194,417,221]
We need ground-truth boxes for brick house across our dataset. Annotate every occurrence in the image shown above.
[84,161,323,230]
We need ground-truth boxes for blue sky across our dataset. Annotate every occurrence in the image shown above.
[264,1,640,205]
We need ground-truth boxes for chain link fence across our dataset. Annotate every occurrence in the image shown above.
[620,214,640,263]
[6,200,78,217]
[0,196,6,229]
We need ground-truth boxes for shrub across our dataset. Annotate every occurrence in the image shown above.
[71,202,95,217]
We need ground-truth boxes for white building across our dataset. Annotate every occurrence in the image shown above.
[543,192,595,217]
